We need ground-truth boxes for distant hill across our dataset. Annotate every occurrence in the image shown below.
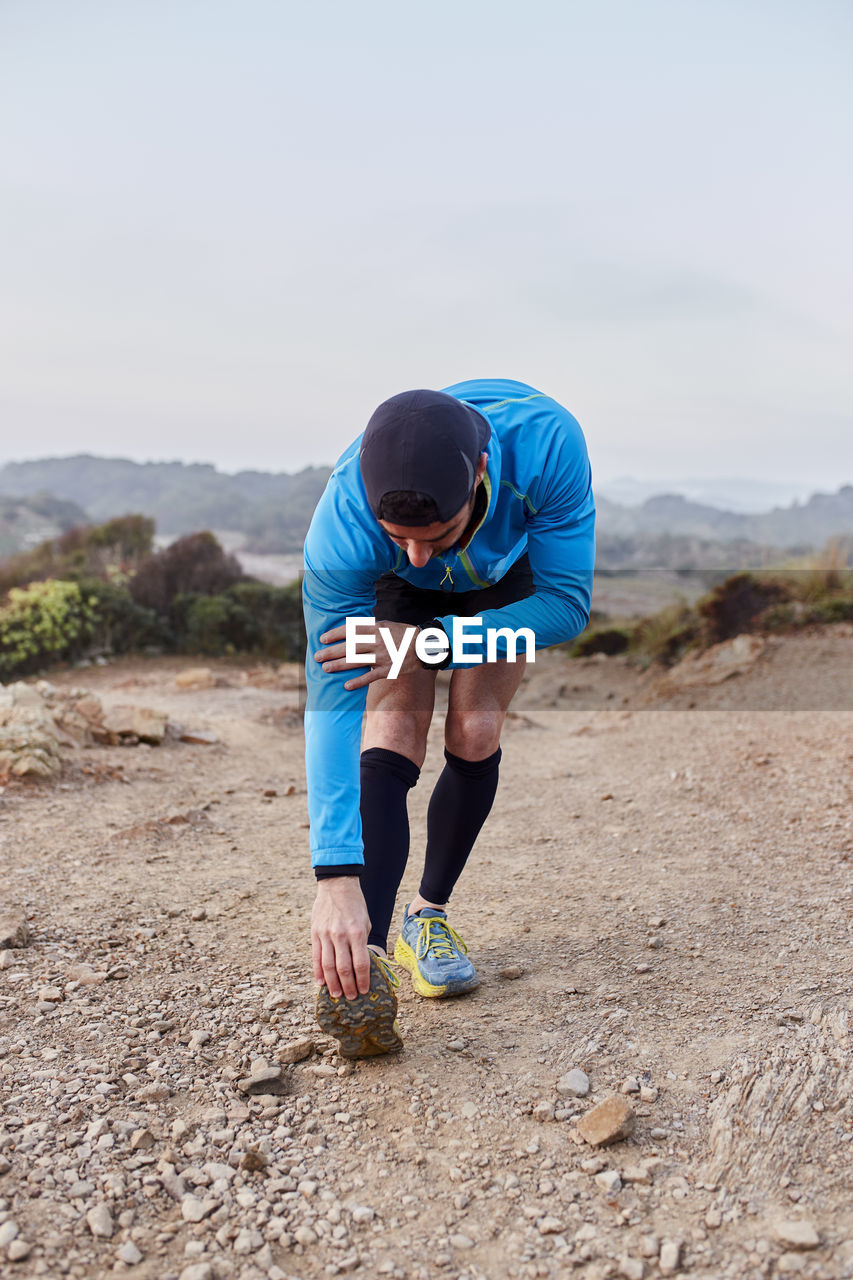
[0,456,331,553]
[0,492,89,558]
[0,455,851,565]
[595,487,853,546]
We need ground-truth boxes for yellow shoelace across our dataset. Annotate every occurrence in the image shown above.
[372,953,401,987]
[412,916,469,961]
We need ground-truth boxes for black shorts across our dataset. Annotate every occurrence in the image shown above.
[374,553,535,627]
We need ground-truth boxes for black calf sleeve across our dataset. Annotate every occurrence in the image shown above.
[359,747,420,951]
[420,746,501,905]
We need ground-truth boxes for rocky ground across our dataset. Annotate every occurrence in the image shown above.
[1,627,852,1280]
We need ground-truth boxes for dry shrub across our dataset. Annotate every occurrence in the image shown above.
[130,532,244,613]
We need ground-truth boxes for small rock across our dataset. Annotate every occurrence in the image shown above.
[233,1227,264,1254]
[576,1095,636,1146]
[67,1179,95,1198]
[622,1164,652,1185]
[0,1222,19,1249]
[639,1234,659,1258]
[776,1254,809,1275]
[618,1259,645,1280]
[179,1265,213,1280]
[557,1068,590,1098]
[181,1195,217,1223]
[639,1085,658,1103]
[7,1239,32,1263]
[137,1082,170,1102]
[117,1241,143,1265]
[175,667,217,689]
[449,1233,475,1249]
[37,985,63,1003]
[86,1204,114,1239]
[0,916,31,950]
[532,1101,555,1123]
[236,1065,285,1095]
[461,1101,478,1119]
[594,1169,622,1193]
[710,1069,724,1085]
[499,965,523,980]
[294,1225,317,1246]
[102,705,168,744]
[447,1039,466,1052]
[240,1147,268,1173]
[278,1036,313,1064]
[659,1239,681,1275]
[262,990,292,1011]
[705,1207,722,1229]
[620,1076,640,1094]
[773,1220,820,1251]
[0,950,14,969]
[351,1206,375,1224]
[538,1216,564,1235]
[130,1128,155,1150]
[648,916,665,928]
[190,907,207,921]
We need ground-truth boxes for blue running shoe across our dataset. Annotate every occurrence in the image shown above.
[393,906,479,998]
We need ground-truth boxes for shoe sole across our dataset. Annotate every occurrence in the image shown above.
[315,957,403,1058]
[393,936,480,999]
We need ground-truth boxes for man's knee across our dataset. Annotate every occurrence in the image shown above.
[444,707,504,760]
[365,706,432,766]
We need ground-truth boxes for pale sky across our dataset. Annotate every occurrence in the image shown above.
[1,0,851,491]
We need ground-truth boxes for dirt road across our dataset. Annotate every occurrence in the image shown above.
[1,630,851,1280]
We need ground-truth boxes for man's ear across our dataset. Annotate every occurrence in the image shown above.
[476,452,488,482]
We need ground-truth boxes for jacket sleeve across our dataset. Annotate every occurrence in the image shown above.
[435,410,595,662]
[302,470,393,868]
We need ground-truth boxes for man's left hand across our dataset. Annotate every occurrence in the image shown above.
[314,620,421,689]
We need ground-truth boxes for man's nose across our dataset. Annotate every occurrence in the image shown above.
[406,542,432,567]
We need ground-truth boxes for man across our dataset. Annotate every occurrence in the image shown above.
[303,378,595,1057]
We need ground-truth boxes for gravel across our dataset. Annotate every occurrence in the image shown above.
[1,644,849,1278]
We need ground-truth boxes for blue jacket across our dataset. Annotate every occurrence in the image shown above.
[302,378,595,869]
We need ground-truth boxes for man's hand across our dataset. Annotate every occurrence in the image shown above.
[314,619,421,690]
[311,877,372,999]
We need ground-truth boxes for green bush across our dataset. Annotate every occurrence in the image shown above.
[698,572,791,645]
[630,603,699,667]
[0,514,154,594]
[77,577,163,654]
[805,597,853,625]
[170,581,305,658]
[223,580,304,657]
[572,626,632,657]
[0,579,98,679]
[174,594,241,655]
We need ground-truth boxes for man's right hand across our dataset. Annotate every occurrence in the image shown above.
[311,877,372,1000]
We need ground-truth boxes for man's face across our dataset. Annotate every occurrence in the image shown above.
[377,454,487,569]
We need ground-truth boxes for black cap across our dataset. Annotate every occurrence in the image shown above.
[359,390,490,523]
